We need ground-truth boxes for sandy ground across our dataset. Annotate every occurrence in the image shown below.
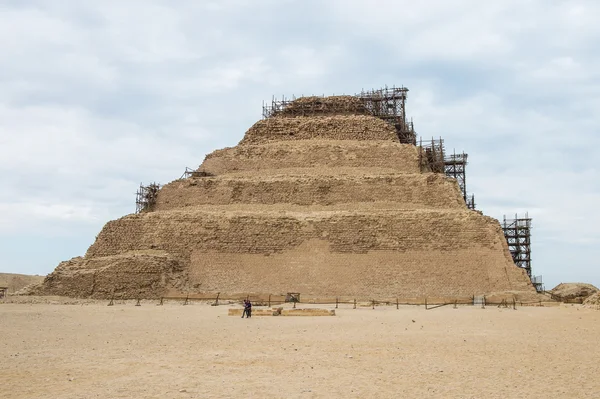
[1,299,599,399]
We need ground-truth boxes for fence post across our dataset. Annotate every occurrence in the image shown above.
[481,295,485,309]
[213,292,220,306]
[158,297,163,306]
[513,298,516,310]
[335,297,338,309]
[183,293,189,306]
[453,299,457,309]
[353,299,356,309]
[268,294,271,308]
[396,298,399,310]
[372,299,375,310]
[293,299,296,309]
[425,297,427,310]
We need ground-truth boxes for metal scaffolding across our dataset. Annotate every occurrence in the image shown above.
[135,183,160,213]
[261,94,364,118]
[180,167,213,179]
[356,86,416,145]
[443,150,476,209]
[419,137,445,173]
[444,151,467,201]
[502,213,534,281]
[466,194,476,210]
[530,275,544,292]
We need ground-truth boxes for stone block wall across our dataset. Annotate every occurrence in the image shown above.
[240,116,397,145]
[32,252,184,299]
[80,209,532,297]
[201,141,420,176]
[154,173,465,211]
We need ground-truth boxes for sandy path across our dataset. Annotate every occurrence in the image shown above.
[1,302,599,398]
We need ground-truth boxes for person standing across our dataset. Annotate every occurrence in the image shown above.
[241,299,251,318]
[246,300,252,318]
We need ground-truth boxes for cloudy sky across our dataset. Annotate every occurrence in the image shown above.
[1,0,598,289]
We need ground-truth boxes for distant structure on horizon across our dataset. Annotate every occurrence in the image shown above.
[28,86,538,300]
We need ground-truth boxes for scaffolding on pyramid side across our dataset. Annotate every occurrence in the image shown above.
[501,213,538,287]
[135,183,161,213]
[419,137,445,174]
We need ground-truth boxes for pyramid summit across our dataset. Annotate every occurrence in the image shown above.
[31,88,535,300]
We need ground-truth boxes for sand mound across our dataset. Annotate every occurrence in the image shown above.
[583,291,600,309]
[550,283,598,302]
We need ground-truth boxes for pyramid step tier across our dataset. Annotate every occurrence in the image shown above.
[201,140,420,175]
[155,173,464,211]
[89,208,508,258]
[239,115,398,145]
[81,209,532,297]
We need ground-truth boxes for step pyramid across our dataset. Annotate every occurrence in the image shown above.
[33,95,535,299]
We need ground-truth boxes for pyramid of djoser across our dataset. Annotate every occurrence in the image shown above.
[31,94,535,299]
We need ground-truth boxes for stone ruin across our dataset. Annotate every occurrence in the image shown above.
[30,92,536,299]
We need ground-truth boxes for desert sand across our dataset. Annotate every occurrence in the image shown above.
[1,300,599,399]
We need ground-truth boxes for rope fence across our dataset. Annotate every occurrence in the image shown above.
[106,292,559,310]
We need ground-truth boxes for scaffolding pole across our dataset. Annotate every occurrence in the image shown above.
[502,213,536,286]
[419,137,445,173]
[135,183,160,213]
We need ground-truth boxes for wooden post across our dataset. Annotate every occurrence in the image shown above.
[396,298,399,309]
[372,299,375,310]
[425,298,427,310]
[268,294,271,308]
[353,299,356,309]
[293,300,296,309]
[335,297,338,309]
[183,294,189,306]
[481,295,485,309]
[158,297,163,306]
[213,292,220,306]
[513,298,516,310]
[453,299,457,309]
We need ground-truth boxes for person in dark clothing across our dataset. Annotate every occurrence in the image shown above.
[245,299,252,318]
[241,299,252,318]
[241,300,248,318]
